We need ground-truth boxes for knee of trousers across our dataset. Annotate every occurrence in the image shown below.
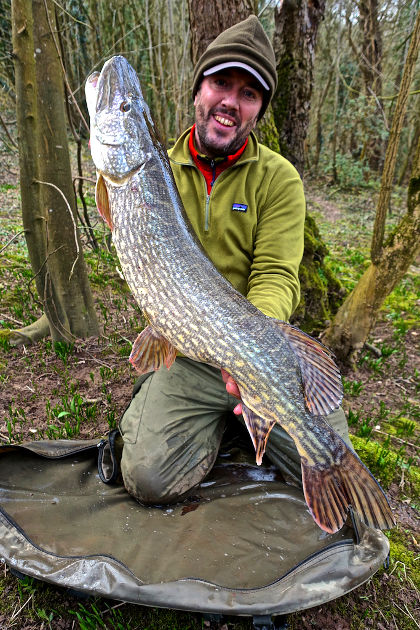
[120,443,217,506]
[120,457,178,505]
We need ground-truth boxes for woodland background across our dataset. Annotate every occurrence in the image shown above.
[0,1,419,629]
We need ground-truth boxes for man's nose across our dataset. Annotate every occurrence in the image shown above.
[220,89,240,110]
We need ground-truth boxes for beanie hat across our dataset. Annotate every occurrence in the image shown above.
[192,15,277,120]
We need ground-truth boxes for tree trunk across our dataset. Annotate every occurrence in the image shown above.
[358,0,384,171]
[370,7,420,263]
[359,0,383,99]
[188,0,255,64]
[322,10,420,363]
[272,0,326,177]
[398,113,420,186]
[11,0,99,345]
[330,15,342,184]
[312,62,334,174]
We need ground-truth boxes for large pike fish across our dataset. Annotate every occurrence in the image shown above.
[86,56,394,534]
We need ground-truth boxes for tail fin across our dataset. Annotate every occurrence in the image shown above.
[301,448,395,534]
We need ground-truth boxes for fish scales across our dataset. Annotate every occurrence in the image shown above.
[104,145,308,423]
[112,175,274,373]
[86,55,395,534]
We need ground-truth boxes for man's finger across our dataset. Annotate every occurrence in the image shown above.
[221,368,230,384]
[225,377,241,399]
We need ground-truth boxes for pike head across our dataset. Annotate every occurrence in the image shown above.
[85,55,161,228]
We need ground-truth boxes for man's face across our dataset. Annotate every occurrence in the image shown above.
[194,68,263,158]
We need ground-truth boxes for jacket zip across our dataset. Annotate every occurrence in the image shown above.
[170,153,258,233]
[204,160,217,231]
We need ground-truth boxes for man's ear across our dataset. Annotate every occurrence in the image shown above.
[250,115,259,132]
[193,79,203,106]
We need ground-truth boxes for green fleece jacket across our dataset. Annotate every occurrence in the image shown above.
[168,128,305,321]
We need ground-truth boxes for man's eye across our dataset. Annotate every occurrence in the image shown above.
[120,101,131,112]
[243,90,257,100]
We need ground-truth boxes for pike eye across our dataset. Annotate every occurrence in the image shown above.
[120,101,131,112]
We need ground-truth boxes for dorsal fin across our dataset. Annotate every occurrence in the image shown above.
[276,322,343,416]
[95,173,113,230]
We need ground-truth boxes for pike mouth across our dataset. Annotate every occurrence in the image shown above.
[99,161,147,185]
[95,129,126,146]
[100,139,125,147]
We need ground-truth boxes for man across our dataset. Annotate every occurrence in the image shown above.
[118,16,350,504]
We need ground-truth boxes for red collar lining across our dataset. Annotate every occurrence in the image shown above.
[188,125,248,194]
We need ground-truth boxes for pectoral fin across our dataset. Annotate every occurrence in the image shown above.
[241,403,275,466]
[95,174,113,230]
[276,322,343,416]
[129,326,177,373]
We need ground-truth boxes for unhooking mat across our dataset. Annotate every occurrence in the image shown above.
[0,439,389,618]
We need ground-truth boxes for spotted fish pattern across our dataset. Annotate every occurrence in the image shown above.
[85,56,395,534]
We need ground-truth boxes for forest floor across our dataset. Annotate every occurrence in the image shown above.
[0,146,418,629]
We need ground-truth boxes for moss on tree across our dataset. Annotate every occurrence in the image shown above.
[291,213,345,334]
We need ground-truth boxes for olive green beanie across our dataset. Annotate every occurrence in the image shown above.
[192,15,277,120]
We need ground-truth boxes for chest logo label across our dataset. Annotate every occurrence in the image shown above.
[232,203,248,213]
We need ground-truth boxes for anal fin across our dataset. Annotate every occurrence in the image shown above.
[241,404,275,466]
[129,326,177,373]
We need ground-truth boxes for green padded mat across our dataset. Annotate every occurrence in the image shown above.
[0,440,389,616]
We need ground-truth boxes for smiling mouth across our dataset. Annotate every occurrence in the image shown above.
[214,114,235,127]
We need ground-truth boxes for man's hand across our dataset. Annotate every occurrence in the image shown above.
[221,369,242,415]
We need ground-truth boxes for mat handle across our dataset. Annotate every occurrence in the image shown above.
[97,429,121,484]
[253,615,288,630]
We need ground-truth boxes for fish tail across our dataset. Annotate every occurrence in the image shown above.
[301,446,395,534]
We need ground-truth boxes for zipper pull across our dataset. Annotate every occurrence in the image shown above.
[210,160,216,189]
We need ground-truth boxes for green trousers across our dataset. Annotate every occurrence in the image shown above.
[119,357,351,505]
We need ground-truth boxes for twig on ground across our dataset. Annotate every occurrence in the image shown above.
[394,381,408,393]
[365,341,382,357]
[373,428,420,451]
[0,313,24,326]
[9,594,33,623]
[393,601,419,628]
[391,612,400,630]
[101,601,126,615]
[399,468,405,490]
[84,354,113,369]
[389,560,407,580]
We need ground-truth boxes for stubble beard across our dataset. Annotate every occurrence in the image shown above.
[195,103,257,158]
